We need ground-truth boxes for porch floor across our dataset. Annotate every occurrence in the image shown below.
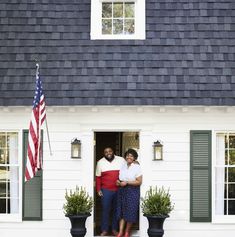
[94,233,139,237]
[94,230,139,237]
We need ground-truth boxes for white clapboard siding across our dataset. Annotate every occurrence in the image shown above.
[150,180,189,191]
[43,189,88,200]
[1,106,235,237]
[43,151,78,160]
[151,170,189,181]
[43,179,84,190]
[43,209,67,219]
[0,219,70,229]
[151,161,189,171]
[44,199,65,210]
[43,170,83,180]
[164,220,235,230]
[165,230,235,237]
[160,151,189,162]
[1,229,71,237]
[43,160,83,171]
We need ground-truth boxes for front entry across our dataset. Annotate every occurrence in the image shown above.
[94,131,139,236]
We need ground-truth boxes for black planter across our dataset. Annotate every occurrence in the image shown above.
[144,214,169,237]
[66,214,91,237]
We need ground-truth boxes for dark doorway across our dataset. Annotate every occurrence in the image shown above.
[94,131,139,236]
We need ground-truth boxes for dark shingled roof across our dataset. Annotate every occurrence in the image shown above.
[0,0,235,106]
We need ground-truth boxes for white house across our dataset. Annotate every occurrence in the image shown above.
[0,0,235,237]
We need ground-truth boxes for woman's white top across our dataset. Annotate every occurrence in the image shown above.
[119,162,142,181]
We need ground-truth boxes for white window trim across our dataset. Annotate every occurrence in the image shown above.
[90,0,145,40]
[212,130,235,224]
[0,130,22,222]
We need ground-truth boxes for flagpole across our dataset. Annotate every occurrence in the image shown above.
[45,118,53,156]
[36,63,53,156]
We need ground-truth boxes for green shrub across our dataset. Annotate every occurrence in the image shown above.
[141,186,174,216]
[63,186,93,215]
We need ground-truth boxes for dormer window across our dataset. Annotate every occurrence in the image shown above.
[102,2,135,35]
[91,0,145,40]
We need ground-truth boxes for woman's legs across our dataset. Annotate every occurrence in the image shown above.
[117,218,125,236]
[124,222,133,236]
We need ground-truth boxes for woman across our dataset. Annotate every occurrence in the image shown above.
[116,149,142,237]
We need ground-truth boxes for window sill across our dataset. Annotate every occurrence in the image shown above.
[90,34,145,40]
[0,214,22,222]
[212,216,235,224]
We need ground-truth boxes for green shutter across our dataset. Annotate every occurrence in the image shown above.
[190,130,211,222]
[22,130,43,220]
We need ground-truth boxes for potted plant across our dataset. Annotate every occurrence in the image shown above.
[63,186,93,237]
[141,186,174,237]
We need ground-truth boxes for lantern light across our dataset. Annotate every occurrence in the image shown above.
[71,138,81,159]
[153,140,163,161]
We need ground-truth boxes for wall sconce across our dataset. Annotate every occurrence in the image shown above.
[153,140,163,161]
[71,138,81,159]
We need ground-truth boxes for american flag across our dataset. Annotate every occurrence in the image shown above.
[25,64,46,181]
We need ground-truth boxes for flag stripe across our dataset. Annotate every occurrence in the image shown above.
[25,67,46,182]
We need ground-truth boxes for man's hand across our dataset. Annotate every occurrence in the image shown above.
[116,180,121,186]
[97,190,103,197]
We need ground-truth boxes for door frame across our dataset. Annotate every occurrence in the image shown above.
[93,130,141,236]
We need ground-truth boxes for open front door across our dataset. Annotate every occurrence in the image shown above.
[94,132,139,236]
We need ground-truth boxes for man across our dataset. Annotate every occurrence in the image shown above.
[96,147,125,236]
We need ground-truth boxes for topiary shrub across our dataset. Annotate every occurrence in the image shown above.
[63,186,93,216]
[141,186,174,216]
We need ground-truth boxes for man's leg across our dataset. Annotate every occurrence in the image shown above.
[101,189,112,234]
[111,190,118,233]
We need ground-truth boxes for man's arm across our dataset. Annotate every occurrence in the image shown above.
[96,176,103,196]
[95,161,103,196]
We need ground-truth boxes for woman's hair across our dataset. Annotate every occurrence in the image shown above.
[124,148,138,160]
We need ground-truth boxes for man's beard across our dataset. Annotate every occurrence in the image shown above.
[105,154,115,162]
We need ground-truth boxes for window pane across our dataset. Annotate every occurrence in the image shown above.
[0,166,7,182]
[113,3,123,18]
[102,3,112,18]
[225,150,228,165]
[125,2,134,17]
[224,183,227,198]
[0,149,6,164]
[225,167,227,182]
[228,200,235,215]
[228,184,235,198]
[102,19,112,34]
[113,19,123,34]
[7,198,11,213]
[229,150,235,165]
[225,135,228,148]
[0,199,6,213]
[7,181,10,198]
[229,135,235,148]
[0,133,6,148]
[5,150,9,164]
[124,19,135,34]
[0,132,19,214]
[0,182,6,197]
[228,167,235,182]
[224,200,227,215]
